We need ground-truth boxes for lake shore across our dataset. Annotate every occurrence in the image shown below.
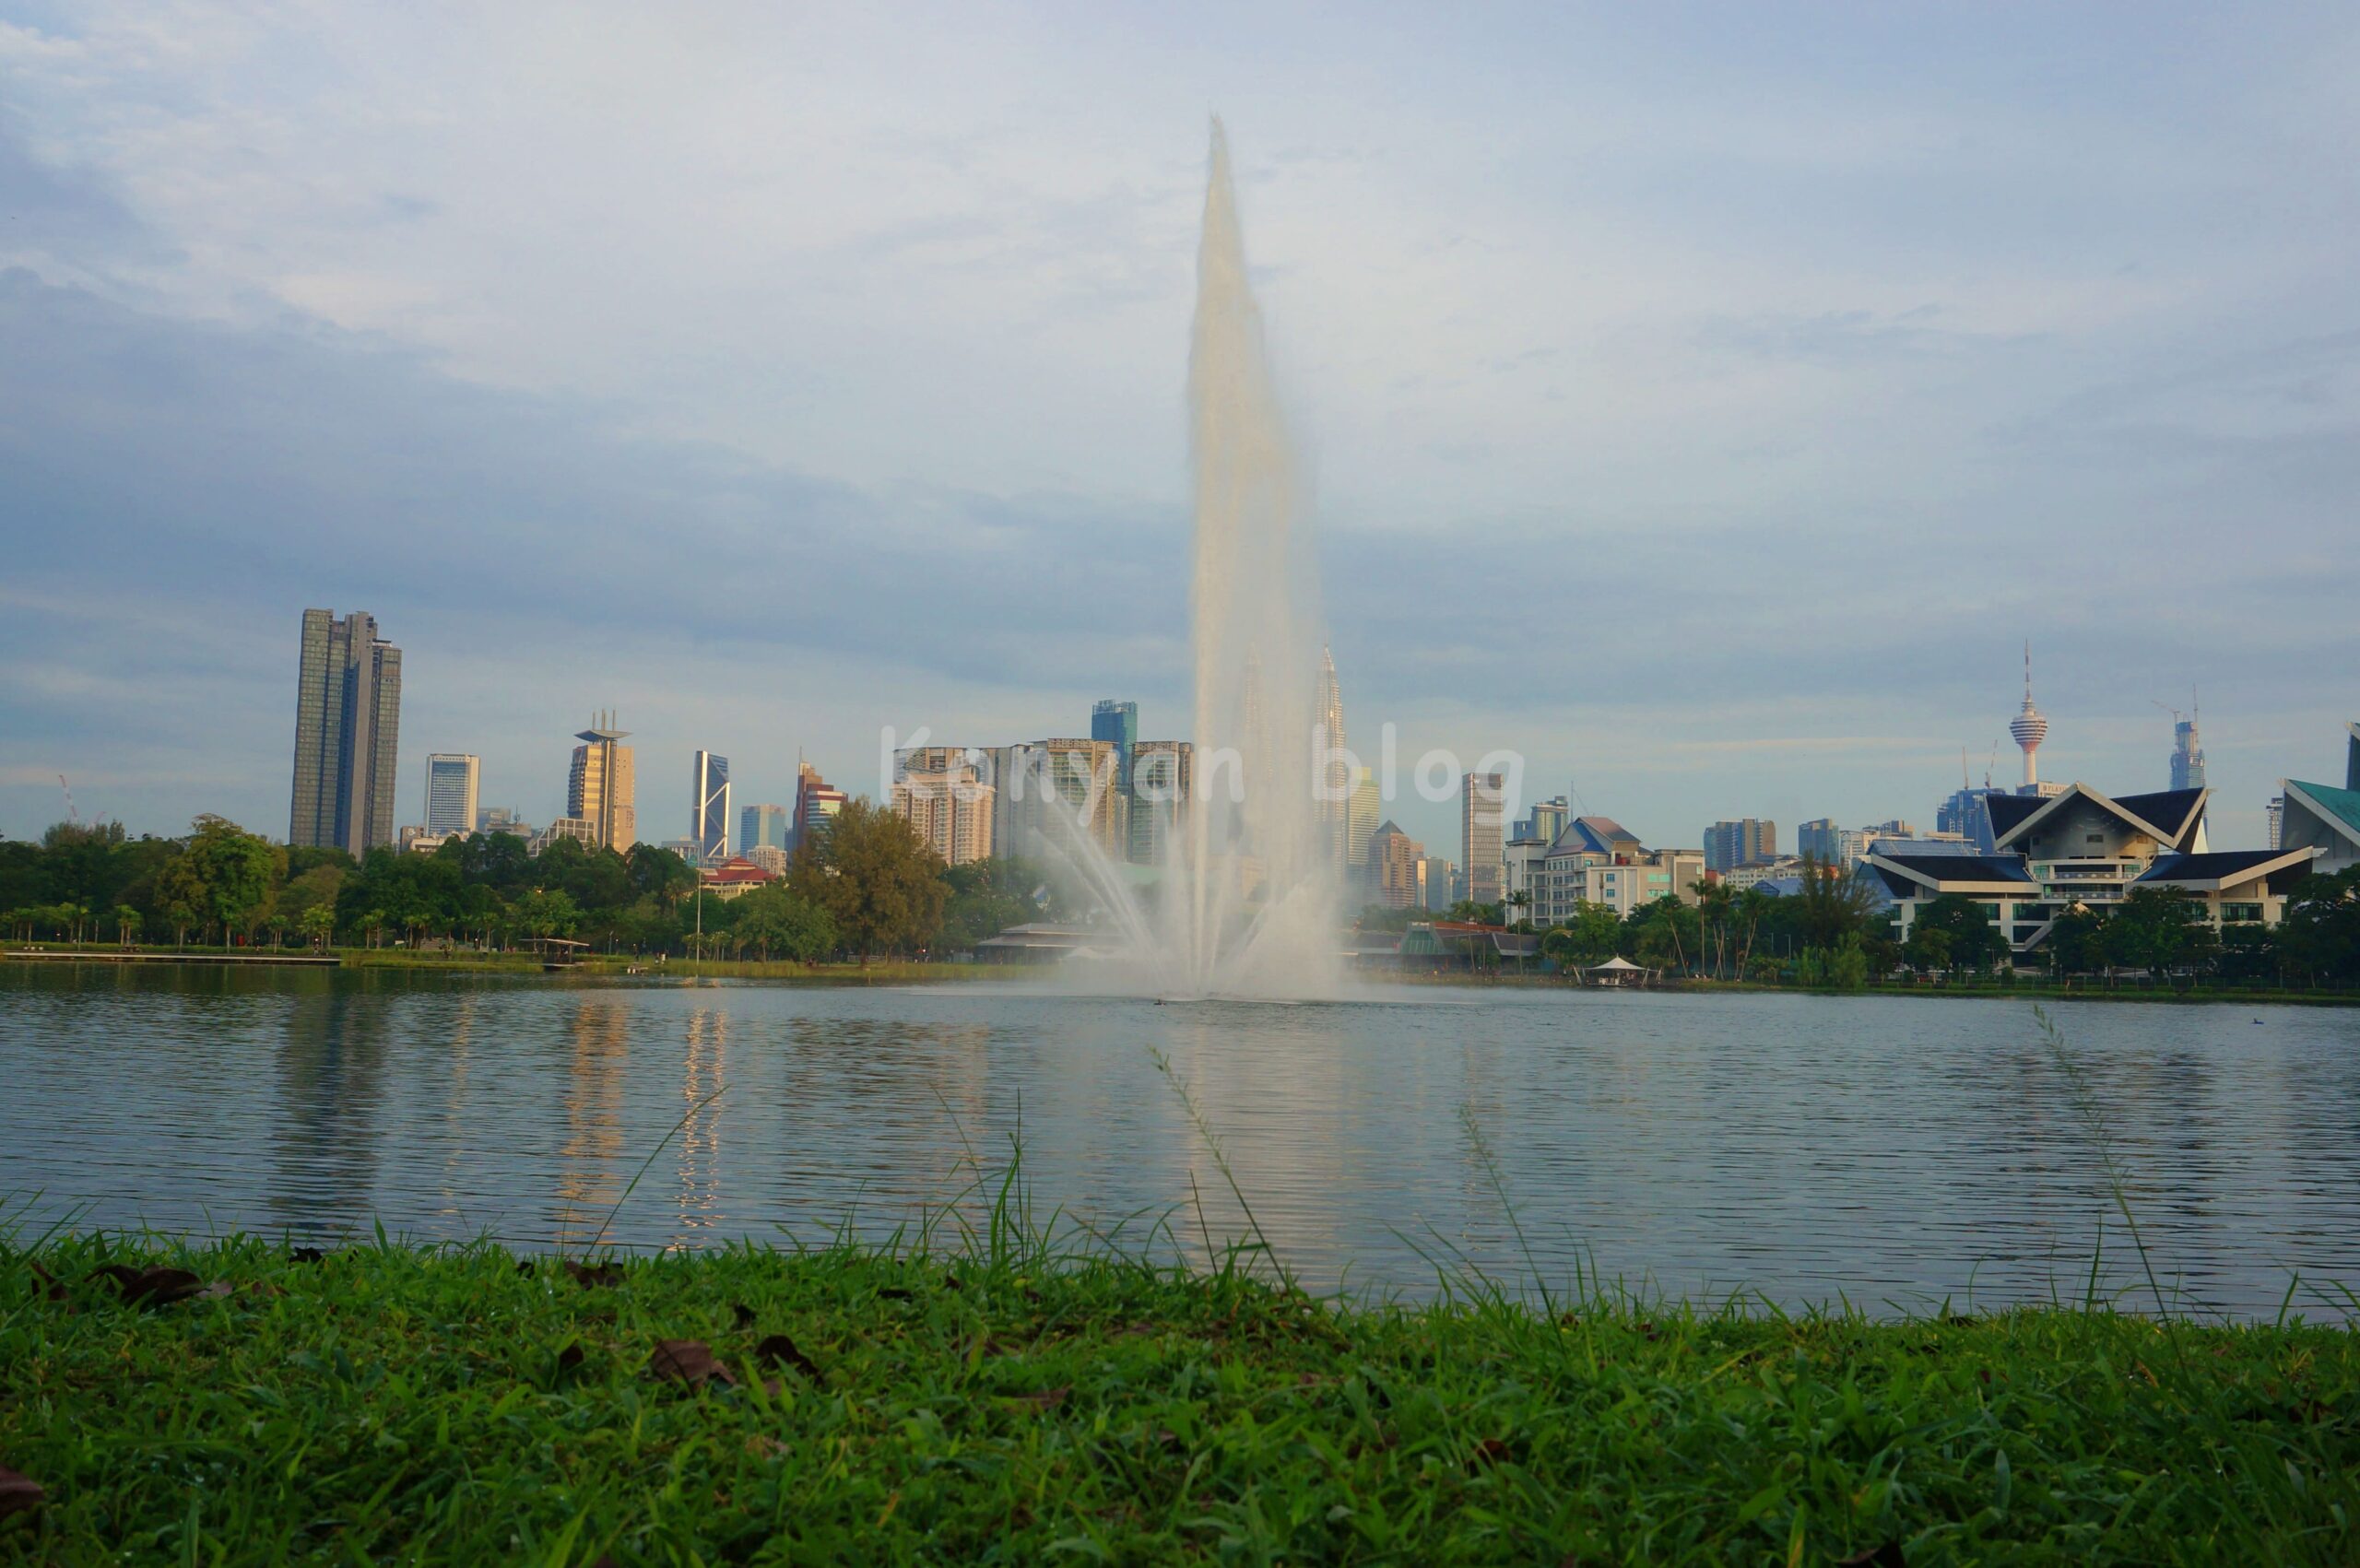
[2,1235,2353,1562]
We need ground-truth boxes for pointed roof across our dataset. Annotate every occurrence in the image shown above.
[1547,816,1642,856]
[2283,778,2360,851]
[2137,847,2319,891]
[1990,782,2207,853]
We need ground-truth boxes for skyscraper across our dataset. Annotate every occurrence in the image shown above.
[1368,820,1423,910]
[567,713,636,851]
[424,754,479,838]
[1127,739,1194,865]
[1091,700,1139,792]
[1346,765,1379,870]
[1461,772,1506,905]
[690,750,731,864]
[289,608,403,855]
[1316,646,1351,869]
[2168,712,2206,791]
[891,747,994,867]
[793,760,846,852]
[1704,819,1776,873]
[740,803,789,855]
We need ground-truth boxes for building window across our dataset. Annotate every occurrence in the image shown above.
[2222,902,2263,924]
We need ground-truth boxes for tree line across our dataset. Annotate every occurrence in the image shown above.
[1360,855,2360,988]
[1,800,1053,961]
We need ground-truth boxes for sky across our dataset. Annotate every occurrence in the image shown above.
[2,1,2354,858]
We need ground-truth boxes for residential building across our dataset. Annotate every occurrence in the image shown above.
[1461,772,1507,904]
[891,747,995,867]
[1704,819,1776,874]
[746,844,788,876]
[740,803,789,855]
[398,826,455,855]
[1723,856,1805,891]
[567,713,636,851]
[1091,700,1139,792]
[793,761,846,851]
[289,607,402,855]
[690,749,731,865]
[1368,820,1424,910]
[423,754,479,839]
[988,739,1126,865]
[1858,781,2318,957]
[1127,740,1194,866]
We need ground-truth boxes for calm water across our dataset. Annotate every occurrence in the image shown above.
[5,964,2359,1317]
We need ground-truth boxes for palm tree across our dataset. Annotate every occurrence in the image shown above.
[301,907,336,953]
[114,905,142,947]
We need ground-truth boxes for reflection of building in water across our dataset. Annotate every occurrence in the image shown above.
[269,988,394,1239]
[670,1007,728,1248]
[554,1001,630,1248]
[432,995,478,1226]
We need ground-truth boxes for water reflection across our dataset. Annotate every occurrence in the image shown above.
[554,998,629,1249]
[5,969,2360,1317]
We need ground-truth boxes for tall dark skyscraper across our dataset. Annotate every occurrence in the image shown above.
[289,608,402,855]
[1091,699,1139,790]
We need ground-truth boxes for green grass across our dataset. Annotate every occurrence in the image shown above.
[4,1226,2355,1565]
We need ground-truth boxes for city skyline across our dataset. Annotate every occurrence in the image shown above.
[4,7,2354,855]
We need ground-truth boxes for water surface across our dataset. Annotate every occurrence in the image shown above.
[5,965,2357,1317]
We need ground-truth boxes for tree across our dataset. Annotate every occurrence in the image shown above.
[727,885,838,961]
[2274,867,2360,984]
[510,887,583,941]
[112,904,143,946]
[301,906,336,952]
[787,799,946,958]
[1789,854,1882,951]
[940,857,1044,951]
[182,816,283,942]
[1913,894,2006,973]
[2102,886,2216,975]
[629,843,699,909]
[1621,895,1699,973]
[1541,901,1621,968]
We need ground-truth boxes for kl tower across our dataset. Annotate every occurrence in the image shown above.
[2010,641,2049,794]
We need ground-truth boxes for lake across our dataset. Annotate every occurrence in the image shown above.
[5,964,2358,1317]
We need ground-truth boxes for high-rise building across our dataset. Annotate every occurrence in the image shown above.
[289,608,403,855]
[423,754,479,839]
[1416,855,1457,912]
[567,713,636,851]
[1516,796,1570,846]
[987,739,1126,865]
[1316,646,1351,870]
[2267,794,2283,851]
[1704,819,1776,873]
[741,803,789,855]
[1367,820,1424,910]
[891,747,995,867]
[2167,713,2206,792]
[1346,765,1379,869]
[2348,719,2360,792]
[1127,740,1194,865]
[690,750,731,865]
[1091,700,1139,792]
[1461,772,1507,905]
[793,761,847,852]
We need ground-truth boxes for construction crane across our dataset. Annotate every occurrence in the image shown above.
[58,774,77,826]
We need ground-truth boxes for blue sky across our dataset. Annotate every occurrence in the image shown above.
[2,2,2354,857]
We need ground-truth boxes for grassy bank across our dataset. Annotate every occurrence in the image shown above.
[3,1233,2354,1564]
[1376,968,2360,1006]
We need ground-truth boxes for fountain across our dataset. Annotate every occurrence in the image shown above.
[1038,121,1345,1000]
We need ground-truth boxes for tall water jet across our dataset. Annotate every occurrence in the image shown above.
[1036,121,1344,999]
[1169,117,1341,997]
